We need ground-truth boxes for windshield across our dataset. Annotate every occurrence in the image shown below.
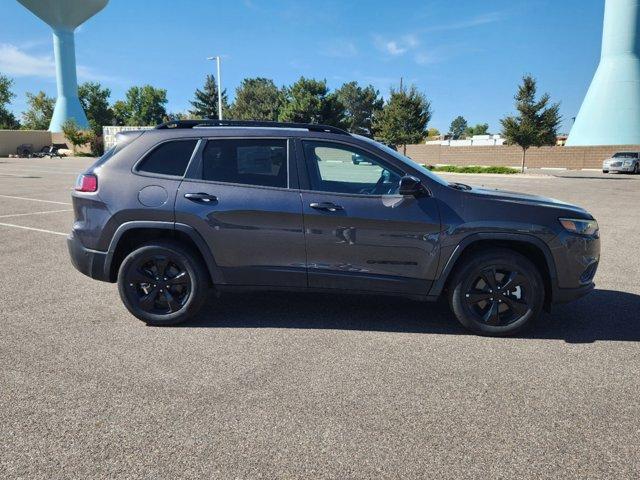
[613,152,637,158]
[354,135,449,187]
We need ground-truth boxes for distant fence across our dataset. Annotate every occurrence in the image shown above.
[404,144,640,170]
[103,126,154,150]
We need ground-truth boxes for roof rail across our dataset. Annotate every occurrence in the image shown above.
[155,119,350,135]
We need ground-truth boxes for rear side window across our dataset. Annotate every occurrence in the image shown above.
[201,139,288,188]
[137,140,198,177]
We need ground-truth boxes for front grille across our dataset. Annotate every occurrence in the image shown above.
[611,162,622,167]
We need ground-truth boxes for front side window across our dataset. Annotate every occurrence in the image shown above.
[302,141,403,195]
[137,139,198,177]
[202,139,288,188]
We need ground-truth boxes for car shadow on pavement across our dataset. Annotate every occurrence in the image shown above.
[180,289,640,343]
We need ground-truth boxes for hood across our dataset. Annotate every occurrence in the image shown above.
[466,185,591,217]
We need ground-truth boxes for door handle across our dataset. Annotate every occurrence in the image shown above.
[310,202,343,212]
[184,192,218,203]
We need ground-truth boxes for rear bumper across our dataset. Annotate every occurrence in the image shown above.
[67,232,110,282]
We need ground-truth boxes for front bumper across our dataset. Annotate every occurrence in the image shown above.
[67,232,110,282]
[553,282,595,304]
[603,164,635,172]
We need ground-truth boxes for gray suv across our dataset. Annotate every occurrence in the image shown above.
[68,120,600,335]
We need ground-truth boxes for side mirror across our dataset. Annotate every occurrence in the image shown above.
[399,175,427,197]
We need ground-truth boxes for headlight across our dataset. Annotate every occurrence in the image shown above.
[559,218,599,236]
[624,160,633,166]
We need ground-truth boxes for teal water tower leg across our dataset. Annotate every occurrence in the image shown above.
[567,0,640,146]
[49,29,89,132]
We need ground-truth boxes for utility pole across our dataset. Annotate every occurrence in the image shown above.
[206,56,223,120]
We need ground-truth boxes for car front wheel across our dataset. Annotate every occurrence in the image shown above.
[117,241,209,326]
[448,249,544,336]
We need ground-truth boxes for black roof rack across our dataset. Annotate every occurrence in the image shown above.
[155,119,350,135]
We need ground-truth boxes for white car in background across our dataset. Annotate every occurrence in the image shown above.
[602,152,640,174]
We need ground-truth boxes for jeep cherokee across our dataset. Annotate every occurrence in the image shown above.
[68,120,600,335]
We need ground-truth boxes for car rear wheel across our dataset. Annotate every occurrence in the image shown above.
[448,249,544,336]
[117,241,209,326]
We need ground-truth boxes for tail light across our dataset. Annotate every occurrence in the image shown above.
[75,174,98,192]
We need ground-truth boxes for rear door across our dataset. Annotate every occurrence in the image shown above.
[298,139,441,295]
[175,137,307,287]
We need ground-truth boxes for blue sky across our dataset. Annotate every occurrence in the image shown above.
[0,0,604,133]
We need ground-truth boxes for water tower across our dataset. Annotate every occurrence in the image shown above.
[567,0,640,146]
[17,0,109,132]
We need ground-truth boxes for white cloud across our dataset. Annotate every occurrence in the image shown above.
[0,43,123,84]
[374,34,420,56]
[321,39,358,58]
[424,12,505,32]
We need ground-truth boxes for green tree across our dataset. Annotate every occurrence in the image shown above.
[229,77,283,121]
[62,119,93,154]
[373,85,432,154]
[21,91,55,130]
[501,75,561,172]
[334,81,383,136]
[279,77,345,126]
[0,74,20,129]
[449,116,468,139]
[189,74,228,119]
[427,127,441,139]
[113,85,168,126]
[465,123,489,137]
[78,81,113,136]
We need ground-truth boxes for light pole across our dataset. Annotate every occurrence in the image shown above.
[206,56,223,120]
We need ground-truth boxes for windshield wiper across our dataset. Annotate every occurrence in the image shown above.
[449,182,472,191]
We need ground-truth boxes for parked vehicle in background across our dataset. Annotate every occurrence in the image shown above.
[602,152,640,173]
[67,120,600,336]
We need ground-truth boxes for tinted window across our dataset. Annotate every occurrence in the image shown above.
[202,139,287,188]
[302,141,403,195]
[137,140,198,176]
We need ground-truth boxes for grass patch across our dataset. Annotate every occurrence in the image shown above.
[426,165,519,174]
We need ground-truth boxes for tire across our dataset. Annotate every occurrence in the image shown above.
[602,170,608,174]
[448,249,544,336]
[634,164,639,174]
[117,240,209,326]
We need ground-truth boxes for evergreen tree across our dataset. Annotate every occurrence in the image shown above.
[189,74,228,119]
[229,77,283,121]
[334,81,383,136]
[449,116,468,139]
[373,85,432,154]
[501,75,561,172]
[279,77,345,127]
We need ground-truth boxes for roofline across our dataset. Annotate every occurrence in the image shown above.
[155,119,350,136]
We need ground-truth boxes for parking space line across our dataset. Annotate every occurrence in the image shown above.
[0,222,67,236]
[0,209,72,219]
[0,194,71,205]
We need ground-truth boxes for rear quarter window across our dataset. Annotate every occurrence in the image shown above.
[137,139,198,177]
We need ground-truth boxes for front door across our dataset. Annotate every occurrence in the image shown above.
[175,137,306,287]
[299,140,441,295]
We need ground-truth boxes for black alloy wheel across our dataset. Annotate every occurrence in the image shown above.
[126,254,192,315]
[449,249,544,335]
[117,241,208,325]
[463,267,532,327]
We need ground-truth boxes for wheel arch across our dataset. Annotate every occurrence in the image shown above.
[430,233,557,307]
[104,221,222,285]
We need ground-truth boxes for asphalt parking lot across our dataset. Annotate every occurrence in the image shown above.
[1,156,639,479]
